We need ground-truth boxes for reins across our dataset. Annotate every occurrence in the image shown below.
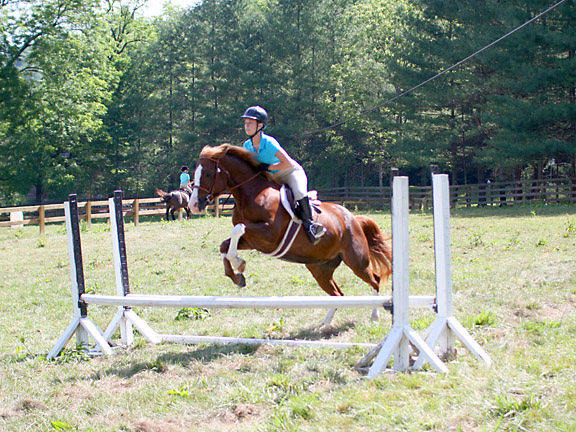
[193,156,263,204]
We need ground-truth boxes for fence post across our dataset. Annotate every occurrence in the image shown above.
[86,201,92,227]
[133,199,140,226]
[39,205,45,236]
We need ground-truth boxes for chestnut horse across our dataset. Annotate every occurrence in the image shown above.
[188,144,392,325]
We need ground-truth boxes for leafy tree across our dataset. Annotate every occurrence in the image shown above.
[0,0,110,203]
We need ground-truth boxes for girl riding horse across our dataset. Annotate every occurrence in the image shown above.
[241,106,326,245]
[188,143,392,325]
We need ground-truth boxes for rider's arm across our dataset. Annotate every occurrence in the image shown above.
[269,148,295,171]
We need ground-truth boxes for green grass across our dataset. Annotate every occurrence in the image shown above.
[1,203,576,431]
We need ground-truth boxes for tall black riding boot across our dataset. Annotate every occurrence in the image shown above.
[296,197,326,245]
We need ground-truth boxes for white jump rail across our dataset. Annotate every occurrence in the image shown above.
[81,293,436,309]
[49,174,491,376]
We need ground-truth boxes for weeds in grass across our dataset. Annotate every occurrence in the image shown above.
[522,319,561,336]
[287,394,317,420]
[504,231,521,250]
[200,228,214,248]
[175,307,211,321]
[86,282,101,294]
[79,220,88,233]
[564,218,576,237]
[266,317,287,335]
[50,420,77,431]
[468,232,486,248]
[167,386,190,397]
[465,311,496,327]
[48,346,91,364]
[15,336,31,360]
[490,392,541,418]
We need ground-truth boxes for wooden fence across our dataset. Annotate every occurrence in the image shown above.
[316,177,576,210]
[0,194,234,235]
[2,178,575,235]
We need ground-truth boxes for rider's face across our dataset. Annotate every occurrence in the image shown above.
[244,118,261,136]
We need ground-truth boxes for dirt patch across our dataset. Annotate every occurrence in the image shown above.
[17,398,47,412]
[201,403,263,431]
[133,418,188,432]
[0,398,46,420]
[515,301,574,322]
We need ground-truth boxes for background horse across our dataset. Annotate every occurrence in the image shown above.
[188,144,392,325]
[156,188,191,221]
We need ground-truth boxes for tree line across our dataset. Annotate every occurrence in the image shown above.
[1,0,574,205]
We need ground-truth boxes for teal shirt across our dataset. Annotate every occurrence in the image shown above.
[180,172,190,184]
[243,133,281,171]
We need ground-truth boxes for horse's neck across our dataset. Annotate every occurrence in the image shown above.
[222,159,277,207]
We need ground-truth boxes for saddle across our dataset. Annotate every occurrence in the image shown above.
[264,186,322,259]
[280,185,322,220]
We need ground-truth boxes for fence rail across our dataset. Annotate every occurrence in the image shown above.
[2,178,575,235]
[0,194,233,235]
[316,177,576,210]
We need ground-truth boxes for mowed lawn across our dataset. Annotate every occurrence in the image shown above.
[1,203,575,432]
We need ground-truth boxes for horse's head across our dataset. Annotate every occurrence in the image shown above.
[189,143,269,214]
[188,145,230,214]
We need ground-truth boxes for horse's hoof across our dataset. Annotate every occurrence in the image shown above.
[236,274,246,288]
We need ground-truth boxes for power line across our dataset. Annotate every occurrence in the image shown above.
[301,0,569,137]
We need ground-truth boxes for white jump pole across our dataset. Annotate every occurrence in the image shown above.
[365,176,448,377]
[47,195,112,359]
[81,293,435,309]
[414,172,492,368]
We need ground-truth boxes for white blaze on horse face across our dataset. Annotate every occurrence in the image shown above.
[189,165,203,214]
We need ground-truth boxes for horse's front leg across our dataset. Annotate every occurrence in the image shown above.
[220,223,247,287]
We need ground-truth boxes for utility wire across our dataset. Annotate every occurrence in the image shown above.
[301,0,569,137]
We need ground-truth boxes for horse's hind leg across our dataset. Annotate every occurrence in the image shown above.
[306,257,343,327]
[342,249,382,321]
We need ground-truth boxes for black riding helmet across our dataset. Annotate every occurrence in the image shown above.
[181,166,189,172]
[241,106,268,125]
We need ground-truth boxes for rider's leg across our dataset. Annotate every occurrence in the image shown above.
[275,163,326,245]
[296,196,326,245]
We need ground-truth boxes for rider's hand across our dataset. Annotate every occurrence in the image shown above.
[259,163,269,172]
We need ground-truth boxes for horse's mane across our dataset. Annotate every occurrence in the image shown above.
[200,143,274,180]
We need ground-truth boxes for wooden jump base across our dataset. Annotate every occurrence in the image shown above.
[48,173,491,377]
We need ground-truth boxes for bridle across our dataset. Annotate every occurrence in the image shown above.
[193,156,262,205]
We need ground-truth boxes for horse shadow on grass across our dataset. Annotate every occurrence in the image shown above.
[103,320,358,377]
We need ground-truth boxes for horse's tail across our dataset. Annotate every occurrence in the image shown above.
[356,215,392,285]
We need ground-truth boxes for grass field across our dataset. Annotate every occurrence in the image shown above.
[1,203,575,432]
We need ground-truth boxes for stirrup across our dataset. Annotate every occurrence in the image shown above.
[309,223,326,239]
